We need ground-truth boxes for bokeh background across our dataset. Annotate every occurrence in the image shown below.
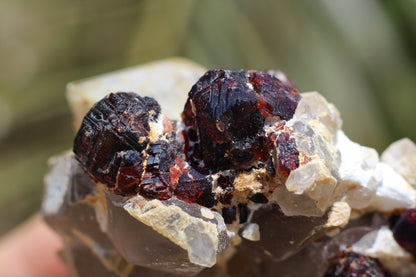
[0,0,415,235]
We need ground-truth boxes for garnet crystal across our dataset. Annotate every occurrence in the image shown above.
[324,251,387,277]
[182,69,300,170]
[389,208,416,257]
[73,92,160,195]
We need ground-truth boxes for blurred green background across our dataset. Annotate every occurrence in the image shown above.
[0,0,415,235]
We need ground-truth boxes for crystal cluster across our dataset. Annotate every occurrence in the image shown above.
[43,58,416,277]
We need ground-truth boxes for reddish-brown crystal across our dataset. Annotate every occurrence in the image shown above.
[277,132,299,173]
[73,92,160,195]
[115,164,143,195]
[324,251,386,277]
[248,71,300,120]
[174,168,215,208]
[217,173,235,205]
[139,172,172,200]
[389,208,416,257]
[138,140,176,200]
[182,69,300,171]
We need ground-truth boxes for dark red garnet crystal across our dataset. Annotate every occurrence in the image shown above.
[139,139,175,200]
[324,251,387,277]
[74,92,160,195]
[277,132,299,173]
[73,69,301,211]
[182,69,300,171]
[389,208,416,257]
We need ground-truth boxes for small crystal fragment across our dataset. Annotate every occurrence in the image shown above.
[324,251,387,277]
[324,252,387,277]
[277,132,299,173]
[241,223,260,241]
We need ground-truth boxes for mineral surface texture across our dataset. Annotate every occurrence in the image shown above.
[43,58,416,277]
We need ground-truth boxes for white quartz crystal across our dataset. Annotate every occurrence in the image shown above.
[241,223,260,241]
[284,161,337,214]
[42,152,72,215]
[336,130,380,210]
[367,162,416,212]
[273,92,341,217]
[381,138,416,188]
[336,131,416,212]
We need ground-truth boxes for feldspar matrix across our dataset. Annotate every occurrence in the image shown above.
[43,58,416,277]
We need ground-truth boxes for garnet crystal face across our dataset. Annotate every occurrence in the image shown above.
[73,92,160,195]
[389,208,416,257]
[324,252,387,277]
[182,69,300,170]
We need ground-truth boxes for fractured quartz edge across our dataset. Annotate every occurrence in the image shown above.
[123,197,223,267]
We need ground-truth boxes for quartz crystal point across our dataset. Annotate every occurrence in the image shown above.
[43,58,416,276]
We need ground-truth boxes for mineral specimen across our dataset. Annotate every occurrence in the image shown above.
[43,58,416,277]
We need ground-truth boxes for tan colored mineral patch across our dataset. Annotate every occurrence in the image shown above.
[200,206,215,220]
[324,201,351,228]
[233,168,268,193]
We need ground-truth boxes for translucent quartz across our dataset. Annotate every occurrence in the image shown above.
[381,138,416,188]
[275,92,341,217]
[235,204,327,262]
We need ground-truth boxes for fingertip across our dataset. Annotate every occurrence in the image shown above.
[0,214,69,277]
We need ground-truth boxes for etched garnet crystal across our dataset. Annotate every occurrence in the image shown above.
[73,92,159,195]
[182,69,300,170]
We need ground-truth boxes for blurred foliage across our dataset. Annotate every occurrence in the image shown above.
[0,0,415,235]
